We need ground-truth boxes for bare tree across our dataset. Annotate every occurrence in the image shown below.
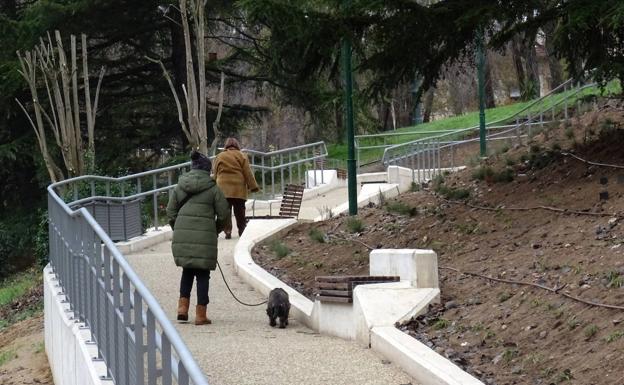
[16,31,104,182]
[152,0,225,155]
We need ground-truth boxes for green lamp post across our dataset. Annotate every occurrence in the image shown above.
[342,0,357,215]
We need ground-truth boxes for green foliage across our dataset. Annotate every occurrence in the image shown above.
[345,217,364,233]
[605,330,624,343]
[270,240,290,258]
[0,349,17,367]
[410,182,420,192]
[556,368,574,383]
[0,272,36,307]
[385,201,417,216]
[584,324,598,339]
[502,348,519,364]
[437,185,470,200]
[604,271,624,288]
[432,318,449,330]
[308,228,326,243]
[472,166,495,181]
[498,291,512,303]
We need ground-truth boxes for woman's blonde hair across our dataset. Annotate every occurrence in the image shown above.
[224,137,241,150]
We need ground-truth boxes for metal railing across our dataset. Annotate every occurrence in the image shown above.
[45,141,331,384]
[358,78,596,170]
[381,79,597,183]
[244,141,329,198]
[48,181,209,385]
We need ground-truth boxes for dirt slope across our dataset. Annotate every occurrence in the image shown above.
[253,103,624,385]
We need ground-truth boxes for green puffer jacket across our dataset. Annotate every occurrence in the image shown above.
[166,169,230,270]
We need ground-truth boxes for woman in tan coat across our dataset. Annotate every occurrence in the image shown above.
[212,138,259,238]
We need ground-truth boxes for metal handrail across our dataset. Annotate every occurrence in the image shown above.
[381,80,598,184]
[45,141,330,385]
[47,183,208,385]
[382,80,595,166]
[356,78,581,168]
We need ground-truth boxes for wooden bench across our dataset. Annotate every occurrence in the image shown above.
[315,275,400,303]
[277,183,304,218]
[247,183,305,219]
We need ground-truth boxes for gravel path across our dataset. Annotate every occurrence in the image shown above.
[126,235,417,385]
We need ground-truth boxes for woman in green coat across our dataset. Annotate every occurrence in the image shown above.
[167,151,230,325]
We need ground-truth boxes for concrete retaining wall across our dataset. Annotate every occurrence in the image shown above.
[44,265,110,385]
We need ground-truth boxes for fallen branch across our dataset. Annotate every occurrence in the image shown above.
[440,266,624,311]
[328,233,374,250]
[442,199,618,218]
[562,152,624,170]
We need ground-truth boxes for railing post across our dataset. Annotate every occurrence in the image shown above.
[261,156,266,195]
[280,153,285,193]
[152,175,159,231]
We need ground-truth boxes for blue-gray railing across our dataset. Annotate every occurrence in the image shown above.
[48,180,209,385]
[381,79,597,182]
[46,141,330,385]
[358,78,594,170]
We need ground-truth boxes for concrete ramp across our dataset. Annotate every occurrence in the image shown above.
[125,237,416,385]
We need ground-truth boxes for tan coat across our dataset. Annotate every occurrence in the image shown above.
[213,148,259,199]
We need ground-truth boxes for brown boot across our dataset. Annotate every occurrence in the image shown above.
[195,305,212,325]
[177,297,189,322]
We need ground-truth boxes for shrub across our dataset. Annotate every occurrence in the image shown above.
[270,240,290,258]
[435,185,470,200]
[410,182,420,192]
[472,166,495,181]
[432,318,449,330]
[308,228,326,243]
[345,217,364,233]
[493,168,515,183]
[584,324,598,339]
[385,201,417,216]
[34,209,49,267]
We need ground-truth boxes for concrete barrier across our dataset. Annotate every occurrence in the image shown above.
[371,326,484,385]
[44,265,110,385]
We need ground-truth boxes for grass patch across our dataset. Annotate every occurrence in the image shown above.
[432,318,450,330]
[0,349,17,367]
[472,166,514,183]
[498,291,512,303]
[502,348,519,364]
[604,271,624,288]
[567,316,581,330]
[433,178,470,200]
[605,330,624,343]
[385,201,417,216]
[584,324,598,339]
[345,217,365,233]
[270,240,290,258]
[556,368,574,382]
[0,271,38,307]
[33,341,45,354]
[308,228,326,243]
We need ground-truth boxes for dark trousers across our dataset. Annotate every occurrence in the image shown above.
[224,198,247,236]
[179,268,210,305]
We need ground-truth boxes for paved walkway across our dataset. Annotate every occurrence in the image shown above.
[248,186,351,221]
[127,237,415,385]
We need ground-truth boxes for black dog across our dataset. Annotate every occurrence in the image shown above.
[266,288,290,328]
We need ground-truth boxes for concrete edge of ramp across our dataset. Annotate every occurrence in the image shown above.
[233,219,485,385]
[44,265,112,385]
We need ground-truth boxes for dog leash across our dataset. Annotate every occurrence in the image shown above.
[216,261,268,307]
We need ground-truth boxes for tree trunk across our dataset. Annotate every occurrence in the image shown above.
[524,33,540,96]
[511,36,526,90]
[542,22,564,88]
[422,88,434,123]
